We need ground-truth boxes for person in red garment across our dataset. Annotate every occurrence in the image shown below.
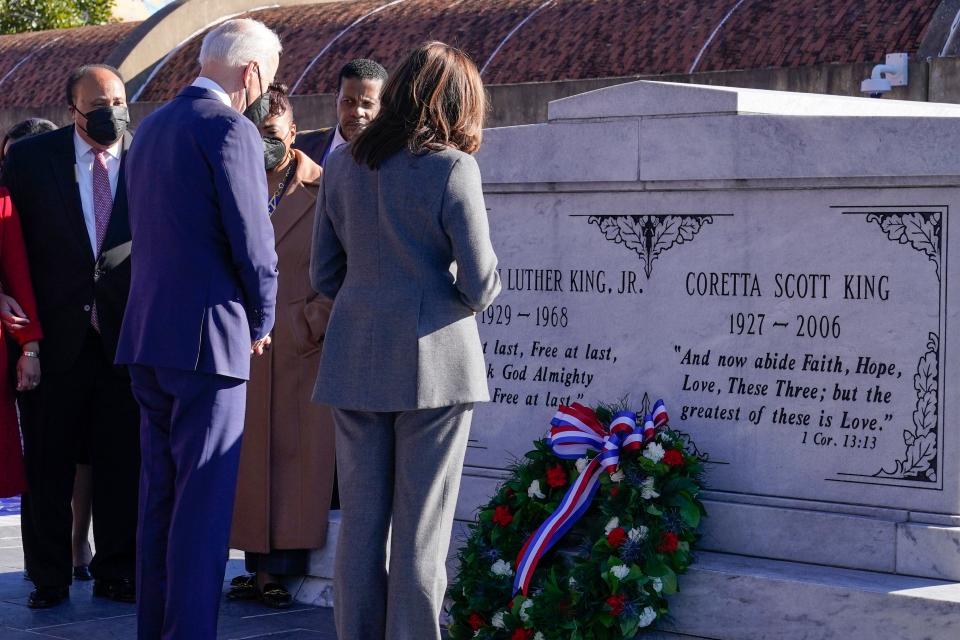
[0,187,42,498]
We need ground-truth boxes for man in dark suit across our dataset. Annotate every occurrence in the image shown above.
[118,18,279,639]
[293,58,386,167]
[3,64,139,609]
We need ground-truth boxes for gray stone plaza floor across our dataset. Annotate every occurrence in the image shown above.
[0,506,337,639]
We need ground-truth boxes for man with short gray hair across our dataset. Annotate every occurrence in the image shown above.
[118,17,281,639]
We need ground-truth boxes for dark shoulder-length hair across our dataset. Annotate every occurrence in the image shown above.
[352,41,487,169]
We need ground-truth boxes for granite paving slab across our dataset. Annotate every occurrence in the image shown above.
[0,521,338,639]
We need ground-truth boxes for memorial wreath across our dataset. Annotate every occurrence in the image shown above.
[448,399,706,640]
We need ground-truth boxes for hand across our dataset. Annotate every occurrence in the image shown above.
[251,335,272,356]
[16,343,40,391]
[0,293,30,333]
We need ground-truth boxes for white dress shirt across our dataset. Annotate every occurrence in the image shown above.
[322,127,349,166]
[73,129,121,255]
[331,126,348,152]
[191,76,232,107]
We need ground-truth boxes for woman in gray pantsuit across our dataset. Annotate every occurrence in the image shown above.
[310,42,500,640]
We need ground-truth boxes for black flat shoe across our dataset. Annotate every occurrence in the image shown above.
[28,586,68,609]
[230,573,255,587]
[93,578,136,603]
[73,565,93,581]
[260,583,292,609]
[226,574,259,601]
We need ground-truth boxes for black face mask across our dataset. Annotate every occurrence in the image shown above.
[79,106,129,146]
[263,136,287,171]
[241,66,285,171]
[242,66,270,127]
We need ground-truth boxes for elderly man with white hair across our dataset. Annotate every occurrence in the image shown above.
[117,18,281,639]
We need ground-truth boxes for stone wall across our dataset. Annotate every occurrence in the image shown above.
[5,57,960,135]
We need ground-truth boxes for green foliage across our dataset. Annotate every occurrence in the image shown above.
[447,405,708,639]
[0,0,115,35]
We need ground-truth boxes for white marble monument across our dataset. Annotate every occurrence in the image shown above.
[451,81,960,639]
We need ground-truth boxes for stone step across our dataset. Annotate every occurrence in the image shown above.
[283,510,339,607]
[662,552,960,640]
[282,519,960,638]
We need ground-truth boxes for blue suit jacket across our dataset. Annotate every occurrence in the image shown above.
[117,86,278,380]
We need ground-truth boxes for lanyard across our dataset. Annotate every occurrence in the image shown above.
[268,159,297,217]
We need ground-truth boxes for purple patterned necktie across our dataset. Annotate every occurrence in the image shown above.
[91,150,112,330]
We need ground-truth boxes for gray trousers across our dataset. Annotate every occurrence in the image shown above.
[331,403,473,640]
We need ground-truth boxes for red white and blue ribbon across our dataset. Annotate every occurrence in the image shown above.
[512,400,669,595]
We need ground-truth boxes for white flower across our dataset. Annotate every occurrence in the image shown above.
[527,479,546,500]
[610,564,630,580]
[604,517,620,535]
[651,577,663,593]
[643,442,665,463]
[534,633,546,640]
[519,598,534,623]
[610,469,625,483]
[575,457,589,474]
[638,606,657,628]
[492,611,506,629]
[629,526,648,542]
[568,576,578,589]
[641,477,659,500]
[491,559,513,577]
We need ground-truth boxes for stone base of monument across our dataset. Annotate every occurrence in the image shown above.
[661,551,960,640]
[278,510,339,607]
[455,472,960,639]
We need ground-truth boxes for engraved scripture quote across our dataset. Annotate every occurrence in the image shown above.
[470,194,948,508]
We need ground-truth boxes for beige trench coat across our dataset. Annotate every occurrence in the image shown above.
[231,150,335,553]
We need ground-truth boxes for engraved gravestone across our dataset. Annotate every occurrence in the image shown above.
[456,81,960,639]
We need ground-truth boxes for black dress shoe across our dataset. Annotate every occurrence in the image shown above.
[260,583,292,609]
[27,586,68,609]
[226,574,258,601]
[93,578,136,603]
[73,565,93,581]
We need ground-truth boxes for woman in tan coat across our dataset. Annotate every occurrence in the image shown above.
[228,83,336,609]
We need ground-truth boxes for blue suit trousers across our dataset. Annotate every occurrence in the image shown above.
[129,365,247,640]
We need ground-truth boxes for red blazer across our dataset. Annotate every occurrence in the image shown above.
[0,187,42,497]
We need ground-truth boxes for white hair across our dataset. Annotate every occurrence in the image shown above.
[199,18,282,71]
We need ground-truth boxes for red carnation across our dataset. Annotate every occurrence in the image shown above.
[505,487,516,499]
[468,613,485,631]
[657,531,679,553]
[606,593,627,616]
[493,505,513,527]
[609,485,620,497]
[606,527,627,548]
[511,630,534,640]
[663,449,684,467]
[546,464,568,489]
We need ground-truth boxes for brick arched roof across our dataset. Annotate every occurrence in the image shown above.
[135,0,943,101]
[0,0,945,106]
[0,22,140,108]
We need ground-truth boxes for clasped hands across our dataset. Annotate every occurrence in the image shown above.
[251,335,272,355]
[0,292,40,391]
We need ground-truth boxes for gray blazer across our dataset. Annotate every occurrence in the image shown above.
[310,146,501,411]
